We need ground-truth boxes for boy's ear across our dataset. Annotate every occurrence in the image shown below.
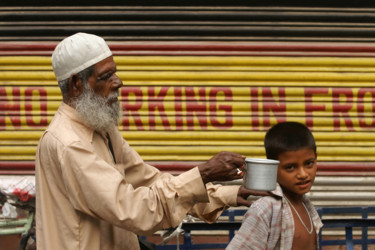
[68,74,84,98]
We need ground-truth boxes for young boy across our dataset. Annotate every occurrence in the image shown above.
[227,121,323,250]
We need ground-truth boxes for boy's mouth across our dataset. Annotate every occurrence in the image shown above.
[297,180,309,184]
[296,180,311,188]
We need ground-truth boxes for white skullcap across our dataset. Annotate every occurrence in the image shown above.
[52,32,112,81]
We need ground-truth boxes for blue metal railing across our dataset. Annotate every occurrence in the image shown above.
[321,219,375,250]
[316,206,375,250]
[155,206,375,250]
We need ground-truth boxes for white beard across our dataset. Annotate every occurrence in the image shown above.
[75,84,120,134]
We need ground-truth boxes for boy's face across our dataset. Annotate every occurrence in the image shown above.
[277,148,317,199]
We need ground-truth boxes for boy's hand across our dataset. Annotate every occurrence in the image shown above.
[236,186,272,207]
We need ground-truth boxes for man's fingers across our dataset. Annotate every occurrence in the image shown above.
[221,151,245,166]
[236,168,243,175]
[237,197,252,207]
[247,190,273,197]
[239,186,273,197]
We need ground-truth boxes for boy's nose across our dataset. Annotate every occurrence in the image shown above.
[297,167,308,179]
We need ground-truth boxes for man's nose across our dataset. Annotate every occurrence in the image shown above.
[112,74,123,89]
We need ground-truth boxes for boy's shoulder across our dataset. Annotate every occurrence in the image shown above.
[248,196,282,214]
[247,184,284,214]
[243,195,284,226]
[251,195,282,210]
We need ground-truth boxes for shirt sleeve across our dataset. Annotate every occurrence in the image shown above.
[189,183,240,223]
[114,132,240,224]
[226,202,271,249]
[60,138,211,235]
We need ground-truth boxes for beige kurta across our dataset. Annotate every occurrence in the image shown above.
[35,103,240,250]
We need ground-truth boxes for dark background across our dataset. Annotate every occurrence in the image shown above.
[1,0,375,7]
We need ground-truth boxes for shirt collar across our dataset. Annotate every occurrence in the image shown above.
[58,102,96,143]
[270,183,284,198]
[271,183,308,202]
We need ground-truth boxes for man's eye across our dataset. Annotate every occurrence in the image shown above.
[99,73,112,81]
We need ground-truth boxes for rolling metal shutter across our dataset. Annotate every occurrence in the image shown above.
[0,6,374,207]
[0,6,375,42]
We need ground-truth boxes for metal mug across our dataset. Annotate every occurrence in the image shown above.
[244,158,279,191]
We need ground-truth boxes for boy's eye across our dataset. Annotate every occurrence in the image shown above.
[305,160,315,167]
[284,165,295,171]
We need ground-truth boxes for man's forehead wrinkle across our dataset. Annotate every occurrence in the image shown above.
[95,59,116,76]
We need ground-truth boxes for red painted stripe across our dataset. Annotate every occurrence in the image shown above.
[2,42,375,56]
[0,43,56,51]
[0,161,35,170]
[1,161,375,175]
[108,43,375,53]
[5,51,375,57]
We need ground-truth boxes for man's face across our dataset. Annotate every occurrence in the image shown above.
[277,148,317,201]
[87,56,122,101]
[74,56,123,133]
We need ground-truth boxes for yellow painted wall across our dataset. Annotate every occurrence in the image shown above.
[1,56,375,163]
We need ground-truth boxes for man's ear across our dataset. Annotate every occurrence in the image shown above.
[68,74,84,98]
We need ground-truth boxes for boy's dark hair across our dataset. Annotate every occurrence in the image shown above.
[264,121,316,160]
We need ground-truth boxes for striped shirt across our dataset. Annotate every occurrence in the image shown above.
[226,184,323,250]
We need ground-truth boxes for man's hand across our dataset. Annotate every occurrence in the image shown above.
[236,186,272,207]
[197,151,245,184]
